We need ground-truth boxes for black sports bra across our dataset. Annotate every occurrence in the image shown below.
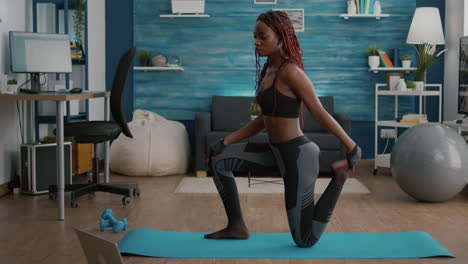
[257,61,301,118]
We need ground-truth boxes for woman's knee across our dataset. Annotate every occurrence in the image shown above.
[294,236,319,248]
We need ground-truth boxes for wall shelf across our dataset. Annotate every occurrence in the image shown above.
[134,66,184,71]
[160,13,210,18]
[369,67,417,73]
[339,14,390,19]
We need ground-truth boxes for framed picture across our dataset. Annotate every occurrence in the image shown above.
[387,72,404,91]
[272,9,304,32]
[254,0,277,4]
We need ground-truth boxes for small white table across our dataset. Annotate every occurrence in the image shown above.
[0,91,110,220]
[443,120,468,140]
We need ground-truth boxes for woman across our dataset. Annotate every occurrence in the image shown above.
[204,10,361,248]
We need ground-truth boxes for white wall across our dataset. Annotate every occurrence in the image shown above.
[0,1,28,185]
[444,0,465,121]
[87,0,106,122]
[465,0,468,35]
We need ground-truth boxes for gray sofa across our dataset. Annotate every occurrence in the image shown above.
[195,96,351,175]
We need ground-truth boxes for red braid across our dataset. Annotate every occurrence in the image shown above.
[254,10,306,128]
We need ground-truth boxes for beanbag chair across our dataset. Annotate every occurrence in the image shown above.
[110,110,190,176]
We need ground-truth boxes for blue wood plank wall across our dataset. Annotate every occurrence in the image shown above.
[133,0,417,122]
[106,0,134,122]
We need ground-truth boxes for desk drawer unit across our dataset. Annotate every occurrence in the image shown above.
[20,142,72,194]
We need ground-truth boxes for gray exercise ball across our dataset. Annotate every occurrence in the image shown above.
[390,123,468,202]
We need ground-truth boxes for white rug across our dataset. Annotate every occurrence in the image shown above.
[175,177,371,194]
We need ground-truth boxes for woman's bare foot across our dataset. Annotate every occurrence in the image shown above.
[331,159,350,185]
[204,223,250,239]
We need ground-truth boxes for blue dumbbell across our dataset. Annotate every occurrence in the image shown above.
[100,209,128,233]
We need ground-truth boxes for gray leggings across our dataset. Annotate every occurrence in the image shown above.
[210,135,343,248]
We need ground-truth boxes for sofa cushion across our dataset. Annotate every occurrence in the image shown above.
[212,96,252,131]
[302,96,334,132]
[304,132,341,150]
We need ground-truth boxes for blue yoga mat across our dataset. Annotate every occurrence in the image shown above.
[118,228,454,259]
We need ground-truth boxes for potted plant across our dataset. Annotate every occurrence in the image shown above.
[405,80,416,90]
[414,43,436,91]
[400,55,412,68]
[7,79,18,92]
[138,49,151,66]
[249,102,261,120]
[368,45,379,68]
[73,0,86,58]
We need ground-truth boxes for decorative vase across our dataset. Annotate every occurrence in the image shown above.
[401,60,411,68]
[167,55,182,67]
[414,69,426,91]
[368,56,380,68]
[172,0,205,14]
[347,0,357,15]
[396,78,407,91]
[373,0,382,15]
[413,81,424,91]
[152,55,167,67]
[7,84,18,93]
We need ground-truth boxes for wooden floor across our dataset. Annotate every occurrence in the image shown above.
[1,162,468,264]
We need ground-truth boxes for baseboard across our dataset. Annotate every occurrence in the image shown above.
[196,170,207,177]
[359,159,374,168]
[0,182,10,197]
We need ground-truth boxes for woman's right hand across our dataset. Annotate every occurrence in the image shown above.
[346,144,362,171]
[207,137,227,162]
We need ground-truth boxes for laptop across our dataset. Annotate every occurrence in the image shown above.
[75,229,125,264]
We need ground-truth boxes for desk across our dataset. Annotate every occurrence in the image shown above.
[0,91,110,220]
[443,120,468,141]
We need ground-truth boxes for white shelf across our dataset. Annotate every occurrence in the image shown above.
[376,120,432,128]
[369,67,417,73]
[373,83,442,174]
[160,13,210,18]
[375,154,391,168]
[339,14,390,19]
[376,90,441,96]
[134,66,184,71]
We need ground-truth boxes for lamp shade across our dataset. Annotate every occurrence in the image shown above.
[406,7,445,45]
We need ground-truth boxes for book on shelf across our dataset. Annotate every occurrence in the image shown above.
[360,0,365,14]
[369,0,375,14]
[377,50,392,67]
[355,0,360,14]
[393,48,400,67]
[399,114,428,124]
[381,51,394,67]
[365,0,370,14]
[378,55,387,67]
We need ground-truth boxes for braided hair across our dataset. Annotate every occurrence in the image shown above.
[254,10,306,128]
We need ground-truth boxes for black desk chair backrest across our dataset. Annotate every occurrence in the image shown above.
[110,47,136,139]
[50,47,141,208]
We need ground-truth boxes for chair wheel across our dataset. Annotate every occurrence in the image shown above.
[133,188,141,197]
[49,192,57,200]
[122,196,132,205]
[71,200,79,208]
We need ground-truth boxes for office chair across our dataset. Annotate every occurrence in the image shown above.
[49,47,140,208]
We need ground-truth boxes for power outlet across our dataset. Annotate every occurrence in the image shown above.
[381,129,396,139]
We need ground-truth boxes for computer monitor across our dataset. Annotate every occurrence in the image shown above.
[9,31,72,92]
[458,36,468,116]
